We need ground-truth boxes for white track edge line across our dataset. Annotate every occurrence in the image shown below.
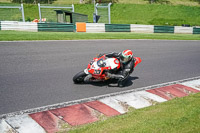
[0,39,200,43]
[1,76,200,119]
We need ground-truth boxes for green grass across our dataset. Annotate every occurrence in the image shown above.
[67,93,200,133]
[111,4,200,25]
[22,4,200,26]
[0,3,200,26]
[0,30,200,41]
[118,0,200,6]
[1,0,199,6]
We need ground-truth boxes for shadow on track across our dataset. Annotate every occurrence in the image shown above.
[89,76,139,88]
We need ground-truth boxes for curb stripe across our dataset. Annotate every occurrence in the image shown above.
[1,76,200,120]
[0,119,17,133]
[5,114,46,133]
[0,77,200,132]
[99,97,128,114]
[85,101,121,117]
[109,91,157,109]
[180,79,200,91]
[50,104,98,126]
[147,84,200,100]
[29,111,59,133]
[139,91,167,102]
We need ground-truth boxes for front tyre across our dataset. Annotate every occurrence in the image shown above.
[73,71,87,84]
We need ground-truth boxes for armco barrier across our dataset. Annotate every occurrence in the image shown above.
[38,23,74,32]
[193,27,200,34]
[1,21,37,32]
[154,26,174,33]
[174,26,193,34]
[86,23,105,33]
[131,24,154,33]
[1,21,200,34]
[105,24,130,32]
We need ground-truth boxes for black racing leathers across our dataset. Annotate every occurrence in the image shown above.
[98,52,135,87]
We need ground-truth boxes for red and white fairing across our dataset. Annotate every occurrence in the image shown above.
[84,55,120,80]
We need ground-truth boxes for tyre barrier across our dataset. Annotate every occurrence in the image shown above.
[0,21,199,34]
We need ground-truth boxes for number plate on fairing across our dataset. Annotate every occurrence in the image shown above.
[84,69,89,74]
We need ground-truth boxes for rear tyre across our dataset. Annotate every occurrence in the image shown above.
[73,71,87,84]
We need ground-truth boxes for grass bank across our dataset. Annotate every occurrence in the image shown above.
[25,4,200,26]
[0,3,200,26]
[68,93,200,133]
[0,31,200,41]
[1,0,200,6]
[111,4,200,25]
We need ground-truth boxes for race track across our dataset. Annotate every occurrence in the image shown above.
[0,40,200,115]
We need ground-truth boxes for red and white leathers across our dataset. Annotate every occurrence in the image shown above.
[98,50,136,87]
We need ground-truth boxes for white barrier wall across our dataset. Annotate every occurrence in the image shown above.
[174,26,193,34]
[1,21,38,32]
[0,21,197,34]
[86,23,105,33]
[131,24,154,33]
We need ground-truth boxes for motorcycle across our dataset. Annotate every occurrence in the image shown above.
[73,55,141,84]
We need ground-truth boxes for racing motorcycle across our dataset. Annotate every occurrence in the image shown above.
[73,55,141,84]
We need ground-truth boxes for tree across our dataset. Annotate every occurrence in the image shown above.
[11,0,56,4]
[145,0,170,4]
[85,0,118,4]
[190,0,200,4]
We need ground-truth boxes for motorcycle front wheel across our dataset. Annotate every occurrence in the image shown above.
[73,71,87,84]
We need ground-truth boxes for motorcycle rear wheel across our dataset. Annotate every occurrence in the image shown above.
[73,71,87,84]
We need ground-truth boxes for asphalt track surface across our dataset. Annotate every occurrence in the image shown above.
[0,40,200,115]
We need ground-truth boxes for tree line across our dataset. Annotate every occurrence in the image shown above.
[12,0,200,4]
[11,0,56,4]
[146,0,200,4]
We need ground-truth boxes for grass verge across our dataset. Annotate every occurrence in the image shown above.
[67,93,200,133]
[1,3,200,26]
[0,31,200,41]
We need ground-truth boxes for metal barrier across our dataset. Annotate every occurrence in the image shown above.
[174,26,193,34]
[38,3,74,23]
[131,24,154,33]
[38,22,74,32]
[86,23,105,33]
[95,3,112,24]
[154,26,174,33]
[0,4,25,22]
[105,24,130,32]
[1,21,37,32]
[1,21,199,34]
[193,27,200,34]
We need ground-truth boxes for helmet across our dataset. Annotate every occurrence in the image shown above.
[120,49,133,63]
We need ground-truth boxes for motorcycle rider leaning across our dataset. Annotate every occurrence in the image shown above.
[98,49,135,87]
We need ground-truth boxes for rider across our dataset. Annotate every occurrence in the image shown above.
[99,49,135,87]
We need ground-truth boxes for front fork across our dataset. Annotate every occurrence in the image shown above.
[83,69,110,81]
